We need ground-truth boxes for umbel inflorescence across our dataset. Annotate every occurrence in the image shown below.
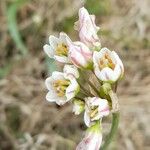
[43,7,124,150]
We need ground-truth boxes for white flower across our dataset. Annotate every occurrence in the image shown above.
[73,99,85,115]
[84,97,110,127]
[67,39,93,69]
[75,7,101,49]
[93,47,124,83]
[45,69,79,105]
[76,122,102,150]
[43,32,71,63]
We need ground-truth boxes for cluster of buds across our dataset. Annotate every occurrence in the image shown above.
[43,7,124,150]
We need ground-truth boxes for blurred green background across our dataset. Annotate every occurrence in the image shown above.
[0,0,150,150]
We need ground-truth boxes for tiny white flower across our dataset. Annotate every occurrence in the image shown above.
[75,7,101,49]
[84,97,110,127]
[93,47,124,83]
[43,32,71,63]
[45,71,79,105]
[76,122,102,150]
[73,99,85,115]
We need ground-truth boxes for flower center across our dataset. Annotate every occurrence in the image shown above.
[99,53,115,70]
[55,43,68,56]
[90,106,98,119]
[53,79,70,97]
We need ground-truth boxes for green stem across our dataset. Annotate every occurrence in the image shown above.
[88,80,100,96]
[101,113,120,150]
[78,82,94,97]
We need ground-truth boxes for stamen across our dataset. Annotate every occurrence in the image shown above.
[90,107,98,118]
[99,53,115,70]
[53,79,70,97]
[55,43,68,56]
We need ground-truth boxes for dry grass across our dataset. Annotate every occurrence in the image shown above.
[0,0,150,150]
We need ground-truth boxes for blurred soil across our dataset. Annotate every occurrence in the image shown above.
[0,0,150,150]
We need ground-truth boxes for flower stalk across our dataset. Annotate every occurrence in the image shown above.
[101,113,120,150]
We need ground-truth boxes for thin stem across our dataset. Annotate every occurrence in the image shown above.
[88,80,100,96]
[108,90,119,112]
[113,81,118,92]
[101,113,120,150]
[78,82,94,97]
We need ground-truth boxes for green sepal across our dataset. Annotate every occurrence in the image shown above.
[87,120,102,133]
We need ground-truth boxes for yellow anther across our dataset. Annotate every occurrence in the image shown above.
[53,79,70,97]
[90,107,98,118]
[99,54,115,70]
[54,80,70,86]
[55,43,68,56]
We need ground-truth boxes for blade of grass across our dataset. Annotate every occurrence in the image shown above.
[0,0,29,79]
[7,0,29,56]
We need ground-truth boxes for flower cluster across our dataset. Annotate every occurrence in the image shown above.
[43,7,124,150]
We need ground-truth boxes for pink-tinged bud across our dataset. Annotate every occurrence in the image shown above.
[76,122,102,150]
[75,7,101,49]
[67,40,93,69]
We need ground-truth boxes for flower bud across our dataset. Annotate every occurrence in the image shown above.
[67,40,93,69]
[73,99,85,115]
[75,7,101,49]
[76,122,102,150]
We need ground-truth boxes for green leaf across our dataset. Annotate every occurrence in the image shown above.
[7,0,29,56]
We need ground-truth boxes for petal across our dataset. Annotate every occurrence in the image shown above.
[90,97,100,106]
[112,64,122,81]
[49,35,60,49]
[76,124,102,150]
[111,51,124,76]
[96,99,110,118]
[55,97,68,105]
[54,55,69,63]
[43,44,54,58]
[52,71,64,80]
[59,32,70,45]
[99,47,111,57]
[45,72,65,90]
[65,79,79,101]
[46,91,58,102]
[69,47,87,68]
[79,7,90,21]
[63,65,79,79]
[98,99,110,118]
[45,76,54,91]
[93,51,102,66]
[46,90,67,105]
[90,15,100,31]
[98,67,114,81]
[84,111,91,127]
[68,41,92,68]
